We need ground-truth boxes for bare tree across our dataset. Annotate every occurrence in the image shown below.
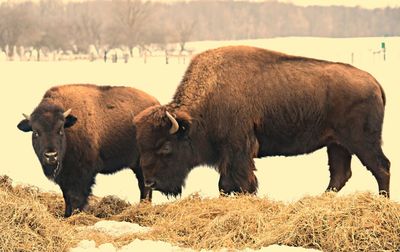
[176,19,196,53]
[0,2,40,58]
[68,2,103,53]
[36,0,71,52]
[1,0,400,59]
[109,0,150,55]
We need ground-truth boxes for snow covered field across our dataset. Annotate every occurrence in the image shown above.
[70,221,320,252]
[0,37,399,251]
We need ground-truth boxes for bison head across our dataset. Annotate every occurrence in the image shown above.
[17,104,77,180]
[134,105,195,197]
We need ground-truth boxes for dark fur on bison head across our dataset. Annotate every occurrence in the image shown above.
[17,104,77,180]
[134,105,200,197]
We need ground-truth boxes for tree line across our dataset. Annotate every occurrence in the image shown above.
[0,0,399,57]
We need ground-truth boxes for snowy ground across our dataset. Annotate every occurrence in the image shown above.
[71,240,321,252]
[83,220,151,236]
[1,37,399,251]
[71,220,321,252]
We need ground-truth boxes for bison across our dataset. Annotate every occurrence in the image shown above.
[17,84,159,217]
[134,45,390,198]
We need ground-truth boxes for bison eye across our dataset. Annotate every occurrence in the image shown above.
[157,141,172,155]
[33,131,39,138]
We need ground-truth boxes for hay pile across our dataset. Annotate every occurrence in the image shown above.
[0,176,119,251]
[113,193,400,251]
[0,176,78,252]
[1,175,399,252]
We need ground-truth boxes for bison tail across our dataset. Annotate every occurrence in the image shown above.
[380,85,386,106]
[375,80,386,106]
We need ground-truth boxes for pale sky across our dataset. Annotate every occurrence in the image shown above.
[0,0,399,9]
[279,0,400,9]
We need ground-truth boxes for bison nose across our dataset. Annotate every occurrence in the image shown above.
[44,151,58,158]
[44,151,58,163]
[144,179,156,188]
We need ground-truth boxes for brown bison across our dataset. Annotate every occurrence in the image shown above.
[134,46,390,198]
[17,84,159,217]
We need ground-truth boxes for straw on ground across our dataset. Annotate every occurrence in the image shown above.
[0,175,399,252]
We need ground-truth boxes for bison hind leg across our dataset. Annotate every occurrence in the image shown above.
[326,143,352,192]
[353,144,390,197]
[340,101,390,196]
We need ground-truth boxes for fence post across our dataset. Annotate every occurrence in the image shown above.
[381,42,386,61]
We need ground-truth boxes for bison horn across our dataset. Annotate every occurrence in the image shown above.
[63,108,72,118]
[166,111,179,134]
[22,113,30,120]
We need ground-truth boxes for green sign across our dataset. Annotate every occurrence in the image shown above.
[381,42,386,49]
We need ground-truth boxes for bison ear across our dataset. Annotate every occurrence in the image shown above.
[64,115,77,128]
[17,119,32,132]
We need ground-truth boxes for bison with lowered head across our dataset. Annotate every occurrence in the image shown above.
[134,46,390,198]
[18,84,159,217]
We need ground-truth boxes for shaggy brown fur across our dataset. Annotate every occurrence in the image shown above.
[18,84,159,216]
[134,46,390,198]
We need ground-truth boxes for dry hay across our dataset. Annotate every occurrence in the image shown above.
[0,176,79,252]
[1,175,400,251]
[112,193,400,251]
[86,195,131,218]
[275,193,400,251]
[64,196,131,226]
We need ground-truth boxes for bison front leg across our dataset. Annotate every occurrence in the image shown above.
[218,158,258,195]
[61,190,87,217]
[60,177,94,217]
[61,188,85,217]
[62,191,73,217]
[217,135,259,195]
[131,165,152,202]
[326,144,352,192]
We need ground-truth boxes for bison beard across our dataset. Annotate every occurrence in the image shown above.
[134,45,390,198]
[18,84,159,217]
